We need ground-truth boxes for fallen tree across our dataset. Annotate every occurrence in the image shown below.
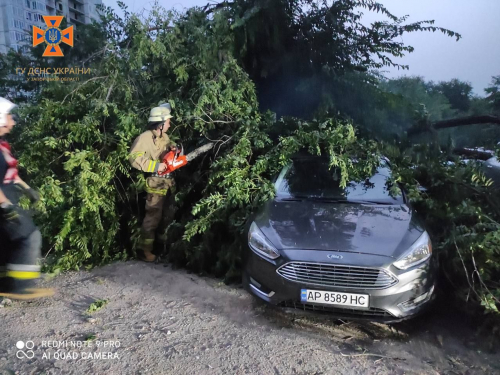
[11,0,455,274]
[408,115,500,136]
[6,2,498,318]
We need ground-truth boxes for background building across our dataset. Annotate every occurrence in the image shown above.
[0,0,102,54]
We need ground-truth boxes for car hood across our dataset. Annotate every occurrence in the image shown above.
[255,200,425,259]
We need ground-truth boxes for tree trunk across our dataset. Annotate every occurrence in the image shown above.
[453,147,494,160]
[408,115,500,136]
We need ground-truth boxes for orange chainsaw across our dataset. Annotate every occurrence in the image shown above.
[158,143,215,176]
[159,146,187,175]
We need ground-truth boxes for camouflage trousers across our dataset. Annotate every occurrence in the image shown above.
[139,177,176,253]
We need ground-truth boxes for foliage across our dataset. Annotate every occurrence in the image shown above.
[86,299,109,314]
[325,74,500,148]
[9,1,430,275]
[9,4,267,273]
[1,0,498,319]
[432,79,473,112]
[382,77,457,122]
[386,143,500,315]
[0,51,41,102]
[85,334,97,342]
[174,117,379,279]
[204,0,460,118]
[485,76,500,116]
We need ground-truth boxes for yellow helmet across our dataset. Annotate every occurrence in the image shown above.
[148,103,173,122]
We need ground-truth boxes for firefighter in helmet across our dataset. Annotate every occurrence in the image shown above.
[0,97,54,299]
[129,103,177,262]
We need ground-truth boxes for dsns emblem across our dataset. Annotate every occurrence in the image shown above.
[33,16,74,57]
[327,254,343,260]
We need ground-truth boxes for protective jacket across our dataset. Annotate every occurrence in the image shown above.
[0,138,36,240]
[128,130,175,196]
[0,139,18,183]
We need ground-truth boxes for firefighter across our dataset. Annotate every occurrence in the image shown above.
[129,103,177,262]
[0,97,53,300]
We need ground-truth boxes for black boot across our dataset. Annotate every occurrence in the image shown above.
[0,275,11,293]
[0,277,54,300]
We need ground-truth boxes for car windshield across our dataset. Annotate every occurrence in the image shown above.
[276,158,403,204]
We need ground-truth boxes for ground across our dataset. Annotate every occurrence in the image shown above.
[0,261,499,375]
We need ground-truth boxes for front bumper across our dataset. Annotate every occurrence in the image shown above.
[243,248,437,323]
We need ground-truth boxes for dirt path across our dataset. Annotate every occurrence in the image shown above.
[0,261,498,375]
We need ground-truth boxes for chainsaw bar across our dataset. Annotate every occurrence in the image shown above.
[185,142,215,162]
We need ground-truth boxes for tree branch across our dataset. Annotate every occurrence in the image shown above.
[105,83,114,102]
[62,76,109,104]
[471,252,500,305]
[453,148,494,161]
[148,26,174,32]
[408,115,500,136]
[204,1,235,14]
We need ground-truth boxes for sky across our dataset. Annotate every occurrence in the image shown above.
[103,0,500,96]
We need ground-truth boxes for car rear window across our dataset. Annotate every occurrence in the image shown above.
[276,158,403,204]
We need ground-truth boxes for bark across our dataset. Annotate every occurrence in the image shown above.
[407,115,500,136]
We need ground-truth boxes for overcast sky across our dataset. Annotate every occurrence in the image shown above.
[104,0,500,96]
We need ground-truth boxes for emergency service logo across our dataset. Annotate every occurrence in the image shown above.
[32,16,74,57]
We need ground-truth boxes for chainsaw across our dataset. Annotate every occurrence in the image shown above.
[158,143,215,176]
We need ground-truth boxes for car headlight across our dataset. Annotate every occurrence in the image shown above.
[248,222,280,260]
[393,231,432,270]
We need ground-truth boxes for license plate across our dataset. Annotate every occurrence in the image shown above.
[301,289,369,308]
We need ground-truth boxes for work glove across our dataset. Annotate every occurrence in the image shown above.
[25,188,40,203]
[0,202,22,224]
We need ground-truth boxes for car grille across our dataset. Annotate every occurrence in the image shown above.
[277,262,398,289]
[278,300,394,319]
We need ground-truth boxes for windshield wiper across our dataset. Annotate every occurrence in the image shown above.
[280,196,395,205]
[346,200,394,205]
[281,196,347,203]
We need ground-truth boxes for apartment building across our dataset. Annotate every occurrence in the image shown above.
[0,0,102,54]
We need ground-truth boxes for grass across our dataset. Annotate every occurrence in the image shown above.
[85,333,97,342]
[86,299,108,314]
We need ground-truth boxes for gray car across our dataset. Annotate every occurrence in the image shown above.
[243,156,436,322]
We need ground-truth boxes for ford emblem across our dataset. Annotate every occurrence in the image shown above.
[327,254,343,260]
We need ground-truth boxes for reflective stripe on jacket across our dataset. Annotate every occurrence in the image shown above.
[128,130,175,195]
[128,130,172,173]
